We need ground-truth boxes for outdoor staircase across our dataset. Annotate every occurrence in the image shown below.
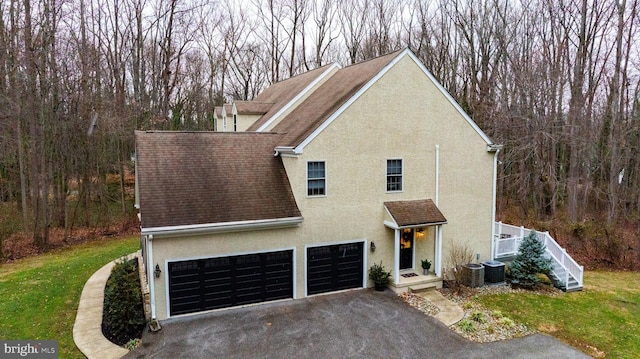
[494,222,584,292]
[548,261,583,292]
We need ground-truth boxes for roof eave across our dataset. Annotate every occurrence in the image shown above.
[384,220,448,230]
[141,216,304,238]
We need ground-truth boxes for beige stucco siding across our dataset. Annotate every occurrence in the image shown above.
[236,114,261,131]
[283,54,494,274]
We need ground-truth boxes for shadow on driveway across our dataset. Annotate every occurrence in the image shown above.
[125,289,590,359]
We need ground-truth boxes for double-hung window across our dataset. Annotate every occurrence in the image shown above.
[386,159,403,192]
[307,161,326,196]
[233,114,237,132]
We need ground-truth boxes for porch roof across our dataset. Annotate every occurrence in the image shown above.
[383,199,447,229]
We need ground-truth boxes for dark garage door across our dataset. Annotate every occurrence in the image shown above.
[307,242,364,295]
[168,250,293,316]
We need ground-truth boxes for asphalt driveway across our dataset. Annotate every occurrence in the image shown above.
[125,289,590,359]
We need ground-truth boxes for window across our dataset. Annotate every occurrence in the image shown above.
[233,114,237,132]
[223,117,227,131]
[307,161,326,196]
[386,159,403,192]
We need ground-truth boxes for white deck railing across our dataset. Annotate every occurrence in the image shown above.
[494,222,584,289]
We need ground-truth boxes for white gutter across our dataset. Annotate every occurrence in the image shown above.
[147,234,156,320]
[274,146,298,157]
[141,216,304,238]
[489,145,502,260]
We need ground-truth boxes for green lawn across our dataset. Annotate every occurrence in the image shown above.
[477,271,640,358]
[0,236,139,358]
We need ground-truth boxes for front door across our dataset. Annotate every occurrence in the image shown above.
[400,228,414,270]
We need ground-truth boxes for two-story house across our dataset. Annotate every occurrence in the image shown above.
[135,48,501,321]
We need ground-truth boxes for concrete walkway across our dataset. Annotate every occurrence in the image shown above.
[73,253,136,359]
[418,289,465,326]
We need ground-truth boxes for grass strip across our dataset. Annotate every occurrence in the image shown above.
[477,271,640,358]
[0,236,139,358]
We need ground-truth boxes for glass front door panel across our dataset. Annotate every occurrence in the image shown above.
[400,229,414,270]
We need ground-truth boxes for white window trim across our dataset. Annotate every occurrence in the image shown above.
[306,160,327,197]
[223,117,227,131]
[386,158,404,193]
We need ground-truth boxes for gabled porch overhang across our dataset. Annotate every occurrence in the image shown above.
[384,199,447,286]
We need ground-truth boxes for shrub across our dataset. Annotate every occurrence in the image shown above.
[102,258,146,346]
[458,319,476,333]
[471,311,487,324]
[369,262,391,285]
[126,338,141,351]
[508,231,553,289]
[498,317,515,328]
[444,240,474,293]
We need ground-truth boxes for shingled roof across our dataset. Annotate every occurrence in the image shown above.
[271,49,403,148]
[384,199,447,227]
[135,131,301,229]
[246,64,335,131]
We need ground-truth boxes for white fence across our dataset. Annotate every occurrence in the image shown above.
[494,222,583,289]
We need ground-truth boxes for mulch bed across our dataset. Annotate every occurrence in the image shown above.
[401,284,562,343]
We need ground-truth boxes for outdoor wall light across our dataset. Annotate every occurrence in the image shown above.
[154,264,161,278]
[370,241,376,252]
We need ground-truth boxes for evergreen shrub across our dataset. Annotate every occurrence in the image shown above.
[102,258,146,346]
[508,231,553,289]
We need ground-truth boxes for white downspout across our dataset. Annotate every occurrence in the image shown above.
[435,145,440,206]
[490,148,501,260]
[147,234,156,320]
[435,145,442,277]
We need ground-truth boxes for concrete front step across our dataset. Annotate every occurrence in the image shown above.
[409,283,440,293]
[389,273,443,294]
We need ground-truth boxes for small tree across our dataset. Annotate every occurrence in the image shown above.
[509,231,553,289]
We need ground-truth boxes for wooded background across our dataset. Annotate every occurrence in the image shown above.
[0,0,639,260]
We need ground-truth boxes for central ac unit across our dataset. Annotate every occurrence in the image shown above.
[461,263,484,288]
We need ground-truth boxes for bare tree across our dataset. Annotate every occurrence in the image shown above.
[338,0,370,64]
[306,0,338,68]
